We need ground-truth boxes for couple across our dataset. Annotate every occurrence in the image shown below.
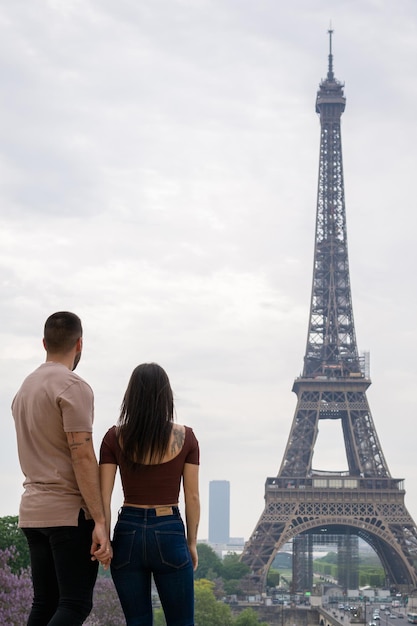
[12,311,200,626]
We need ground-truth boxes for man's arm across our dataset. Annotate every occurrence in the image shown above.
[66,431,111,566]
[183,462,200,570]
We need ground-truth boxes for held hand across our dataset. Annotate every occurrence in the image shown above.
[90,521,112,568]
[95,544,113,571]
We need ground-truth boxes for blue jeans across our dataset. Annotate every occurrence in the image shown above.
[22,509,98,625]
[111,506,194,626]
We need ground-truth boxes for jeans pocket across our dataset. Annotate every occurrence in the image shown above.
[155,531,191,569]
[111,529,136,570]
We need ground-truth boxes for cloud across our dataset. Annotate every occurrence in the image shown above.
[1,0,417,541]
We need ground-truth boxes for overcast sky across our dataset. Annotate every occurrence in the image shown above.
[1,0,417,543]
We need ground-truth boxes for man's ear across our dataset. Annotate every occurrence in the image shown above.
[76,337,83,352]
[42,338,47,351]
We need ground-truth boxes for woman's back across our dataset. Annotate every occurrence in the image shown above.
[100,423,199,506]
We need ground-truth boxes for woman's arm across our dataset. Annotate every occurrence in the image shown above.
[99,463,117,540]
[183,462,200,570]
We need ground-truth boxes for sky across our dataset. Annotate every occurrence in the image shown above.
[1,0,417,543]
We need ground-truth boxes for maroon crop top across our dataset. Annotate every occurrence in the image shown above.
[99,425,199,505]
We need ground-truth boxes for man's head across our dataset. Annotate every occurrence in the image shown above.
[43,312,83,370]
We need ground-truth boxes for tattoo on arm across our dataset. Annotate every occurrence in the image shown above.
[68,433,91,451]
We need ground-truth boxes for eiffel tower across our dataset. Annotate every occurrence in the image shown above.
[241,31,417,594]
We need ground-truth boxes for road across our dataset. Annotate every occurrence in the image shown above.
[329,605,407,626]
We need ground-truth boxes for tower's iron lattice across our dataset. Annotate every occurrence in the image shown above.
[241,31,417,593]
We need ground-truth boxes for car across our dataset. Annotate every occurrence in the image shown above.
[369,621,377,626]
[398,615,404,619]
[373,616,381,621]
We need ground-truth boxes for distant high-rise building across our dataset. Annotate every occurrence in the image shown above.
[208,480,230,544]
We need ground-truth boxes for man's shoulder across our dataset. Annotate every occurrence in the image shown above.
[39,362,93,396]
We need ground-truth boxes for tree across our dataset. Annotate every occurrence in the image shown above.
[234,607,269,626]
[195,543,223,580]
[222,553,250,581]
[224,578,243,596]
[266,568,280,588]
[0,515,30,572]
[194,579,233,626]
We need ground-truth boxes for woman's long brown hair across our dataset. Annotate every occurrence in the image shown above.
[117,363,174,467]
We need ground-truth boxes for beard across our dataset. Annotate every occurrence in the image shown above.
[72,351,82,371]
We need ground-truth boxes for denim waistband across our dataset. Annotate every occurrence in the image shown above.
[119,505,180,519]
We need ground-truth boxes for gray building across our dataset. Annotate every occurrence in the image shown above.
[208,480,230,544]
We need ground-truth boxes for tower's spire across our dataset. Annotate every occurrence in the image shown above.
[327,26,334,81]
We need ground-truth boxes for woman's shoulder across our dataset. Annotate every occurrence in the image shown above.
[180,425,200,464]
[169,424,198,453]
[173,424,197,438]
[169,424,186,456]
[180,424,199,449]
[102,425,118,444]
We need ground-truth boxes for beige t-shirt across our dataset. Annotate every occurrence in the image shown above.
[12,361,94,527]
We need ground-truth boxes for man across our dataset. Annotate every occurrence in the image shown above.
[12,311,111,625]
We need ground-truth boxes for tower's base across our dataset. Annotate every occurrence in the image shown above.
[241,477,417,591]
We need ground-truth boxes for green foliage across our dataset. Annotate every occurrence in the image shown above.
[0,516,30,572]
[194,579,233,626]
[234,607,269,626]
[222,553,250,581]
[359,567,385,588]
[154,608,167,626]
[266,568,280,588]
[223,578,242,595]
[313,550,385,588]
[316,551,338,564]
[195,543,223,580]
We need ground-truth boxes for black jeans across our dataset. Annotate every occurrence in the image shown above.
[22,509,99,626]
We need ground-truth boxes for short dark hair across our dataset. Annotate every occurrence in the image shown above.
[43,311,83,353]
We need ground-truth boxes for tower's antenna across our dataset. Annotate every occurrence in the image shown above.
[327,24,334,80]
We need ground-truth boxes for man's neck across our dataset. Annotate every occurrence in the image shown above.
[45,353,74,370]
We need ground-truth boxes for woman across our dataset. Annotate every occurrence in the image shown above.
[99,363,200,626]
